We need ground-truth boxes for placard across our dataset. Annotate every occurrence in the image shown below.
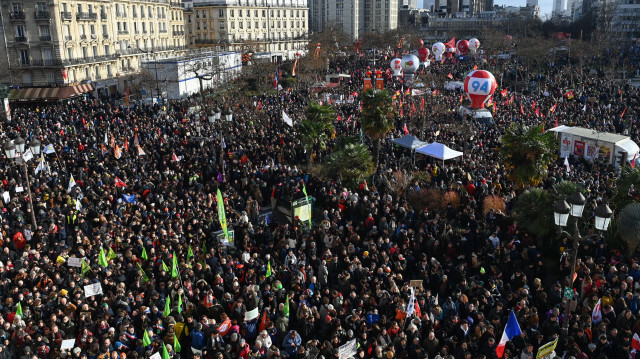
[409,280,424,291]
[68,257,82,267]
[2,192,9,204]
[84,283,103,297]
[339,339,357,359]
[15,186,24,193]
[573,140,585,156]
[536,337,558,359]
[150,353,161,359]
[61,339,76,350]
[245,307,259,321]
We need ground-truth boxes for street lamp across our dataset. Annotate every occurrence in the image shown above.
[553,193,613,314]
[224,109,233,122]
[214,107,221,121]
[3,139,38,228]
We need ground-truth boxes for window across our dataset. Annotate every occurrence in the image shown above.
[90,24,95,35]
[239,9,242,17]
[16,25,25,37]
[46,72,55,83]
[92,46,98,56]
[196,10,199,18]
[263,22,266,28]
[85,68,89,79]
[18,49,29,64]
[219,22,224,29]
[239,21,243,29]
[247,10,250,17]
[40,25,50,36]
[133,5,137,17]
[254,10,258,17]
[107,64,112,77]
[36,2,46,12]
[12,2,22,12]
[219,9,223,17]
[88,4,93,13]
[77,4,82,13]
[231,22,235,29]
[22,72,32,85]
[67,48,72,60]
[104,45,109,55]
[43,49,53,61]
[262,10,266,17]
[62,3,67,12]
[230,9,234,17]
[82,47,87,59]
[255,21,258,28]
[102,24,107,35]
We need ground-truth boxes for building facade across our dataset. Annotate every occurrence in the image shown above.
[309,0,397,40]
[185,0,308,62]
[610,0,640,42]
[0,0,187,97]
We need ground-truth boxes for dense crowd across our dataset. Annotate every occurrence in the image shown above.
[0,42,639,359]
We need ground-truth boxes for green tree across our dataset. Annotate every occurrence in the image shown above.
[615,203,640,254]
[513,188,554,249]
[611,167,640,210]
[325,138,375,187]
[297,120,330,165]
[499,124,556,187]
[306,102,335,125]
[360,89,396,169]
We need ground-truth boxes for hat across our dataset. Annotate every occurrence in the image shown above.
[231,333,238,341]
[59,289,68,296]
[73,348,82,354]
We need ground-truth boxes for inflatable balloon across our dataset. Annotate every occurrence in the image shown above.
[390,58,402,77]
[432,42,445,62]
[418,39,424,48]
[456,40,469,56]
[418,47,430,63]
[464,70,497,109]
[401,54,420,81]
[445,42,455,58]
[469,38,480,52]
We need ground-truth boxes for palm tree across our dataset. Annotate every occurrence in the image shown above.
[616,203,640,254]
[306,102,335,125]
[359,89,396,169]
[513,187,553,247]
[611,166,640,210]
[325,137,375,186]
[499,123,555,187]
[297,120,330,165]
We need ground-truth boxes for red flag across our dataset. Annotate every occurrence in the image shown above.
[554,117,558,128]
[259,310,270,332]
[459,94,464,103]
[500,89,508,97]
[631,153,637,168]
[565,90,574,99]
[172,153,182,162]
[621,107,626,118]
[550,103,558,113]
[473,64,478,71]
[632,333,640,351]
[421,98,425,110]
[447,73,453,79]
[509,94,514,104]
[400,107,404,117]
[123,137,129,153]
[256,101,263,110]
[520,104,524,115]
[115,177,127,187]
[445,38,455,48]
[403,123,409,135]
[218,317,232,336]
[415,300,421,318]
[411,103,416,113]
[531,100,536,110]
[337,114,342,121]
[535,108,540,117]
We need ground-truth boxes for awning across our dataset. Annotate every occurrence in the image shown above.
[416,142,464,161]
[9,83,94,102]
[390,135,428,150]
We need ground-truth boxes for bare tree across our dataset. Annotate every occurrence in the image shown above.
[182,53,217,102]
[126,70,155,100]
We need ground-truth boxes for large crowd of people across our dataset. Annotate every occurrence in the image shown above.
[0,41,639,359]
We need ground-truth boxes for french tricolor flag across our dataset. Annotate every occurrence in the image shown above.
[496,311,522,358]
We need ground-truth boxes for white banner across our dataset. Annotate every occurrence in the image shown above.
[150,353,161,359]
[244,307,259,321]
[339,339,357,359]
[2,191,9,204]
[21,148,33,163]
[60,339,76,350]
[4,98,10,122]
[84,283,103,297]
[282,111,293,127]
[67,257,82,267]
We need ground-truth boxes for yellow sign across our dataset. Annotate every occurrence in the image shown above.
[536,338,558,359]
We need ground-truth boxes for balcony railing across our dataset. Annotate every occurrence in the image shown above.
[80,34,87,40]
[62,54,118,65]
[159,29,167,33]
[32,59,61,66]
[103,34,109,39]
[116,12,127,18]
[15,36,27,42]
[170,2,182,7]
[9,11,26,21]
[61,12,72,20]
[18,60,31,67]
[117,30,129,35]
[101,12,108,20]
[77,12,98,20]
[195,39,216,44]
[40,35,52,41]
[173,31,185,36]
[35,11,50,20]
[65,35,73,41]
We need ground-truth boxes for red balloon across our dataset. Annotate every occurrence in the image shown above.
[418,39,424,48]
[456,40,470,55]
[463,70,497,109]
[418,47,430,62]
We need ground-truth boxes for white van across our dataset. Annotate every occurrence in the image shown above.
[458,106,494,125]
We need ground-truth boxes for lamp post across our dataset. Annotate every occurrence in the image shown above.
[3,137,41,229]
[553,193,613,314]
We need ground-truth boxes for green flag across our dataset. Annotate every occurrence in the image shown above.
[142,328,152,347]
[187,246,194,260]
[283,295,290,317]
[174,333,181,353]
[163,296,171,317]
[107,248,117,260]
[98,247,108,267]
[202,240,207,254]
[302,184,312,229]
[162,342,171,359]
[137,263,150,283]
[141,247,148,261]
[177,293,183,314]
[81,259,90,278]
[171,251,179,278]
[216,189,229,240]
[162,260,169,272]
[266,260,272,278]
[15,302,23,318]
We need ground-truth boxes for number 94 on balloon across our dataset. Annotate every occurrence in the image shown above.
[469,79,490,95]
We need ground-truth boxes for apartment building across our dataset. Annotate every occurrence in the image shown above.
[0,0,187,100]
[185,0,308,62]
[309,0,398,40]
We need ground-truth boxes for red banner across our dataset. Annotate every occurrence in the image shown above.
[376,78,384,90]
[364,78,372,91]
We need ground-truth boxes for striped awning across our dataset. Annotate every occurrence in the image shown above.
[8,83,94,102]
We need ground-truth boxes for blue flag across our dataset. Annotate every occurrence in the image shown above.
[122,194,136,203]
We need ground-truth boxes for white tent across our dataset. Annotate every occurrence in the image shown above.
[416,142,464,161]
[389,135,428,150]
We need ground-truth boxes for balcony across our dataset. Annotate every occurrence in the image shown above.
[62,54,117,65]
[117,30,129,35]
[9,11,26,21]
[32,59,62,66]
[170,2,182,8]
[18,60,31,67]
[103,34,109,39]
[173,31,184,36]
[35,11,50,20]
[80,34,87,40]
[143,30,148,34]
[61,12,72,20]
[195,39,216,44]
[77,12,98,20]
[65,35,73,41]
[101,12,108,20]
[14,36,27,42]
[159,29,167,33]
[40,35,52,41]
[116,12,127,18]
